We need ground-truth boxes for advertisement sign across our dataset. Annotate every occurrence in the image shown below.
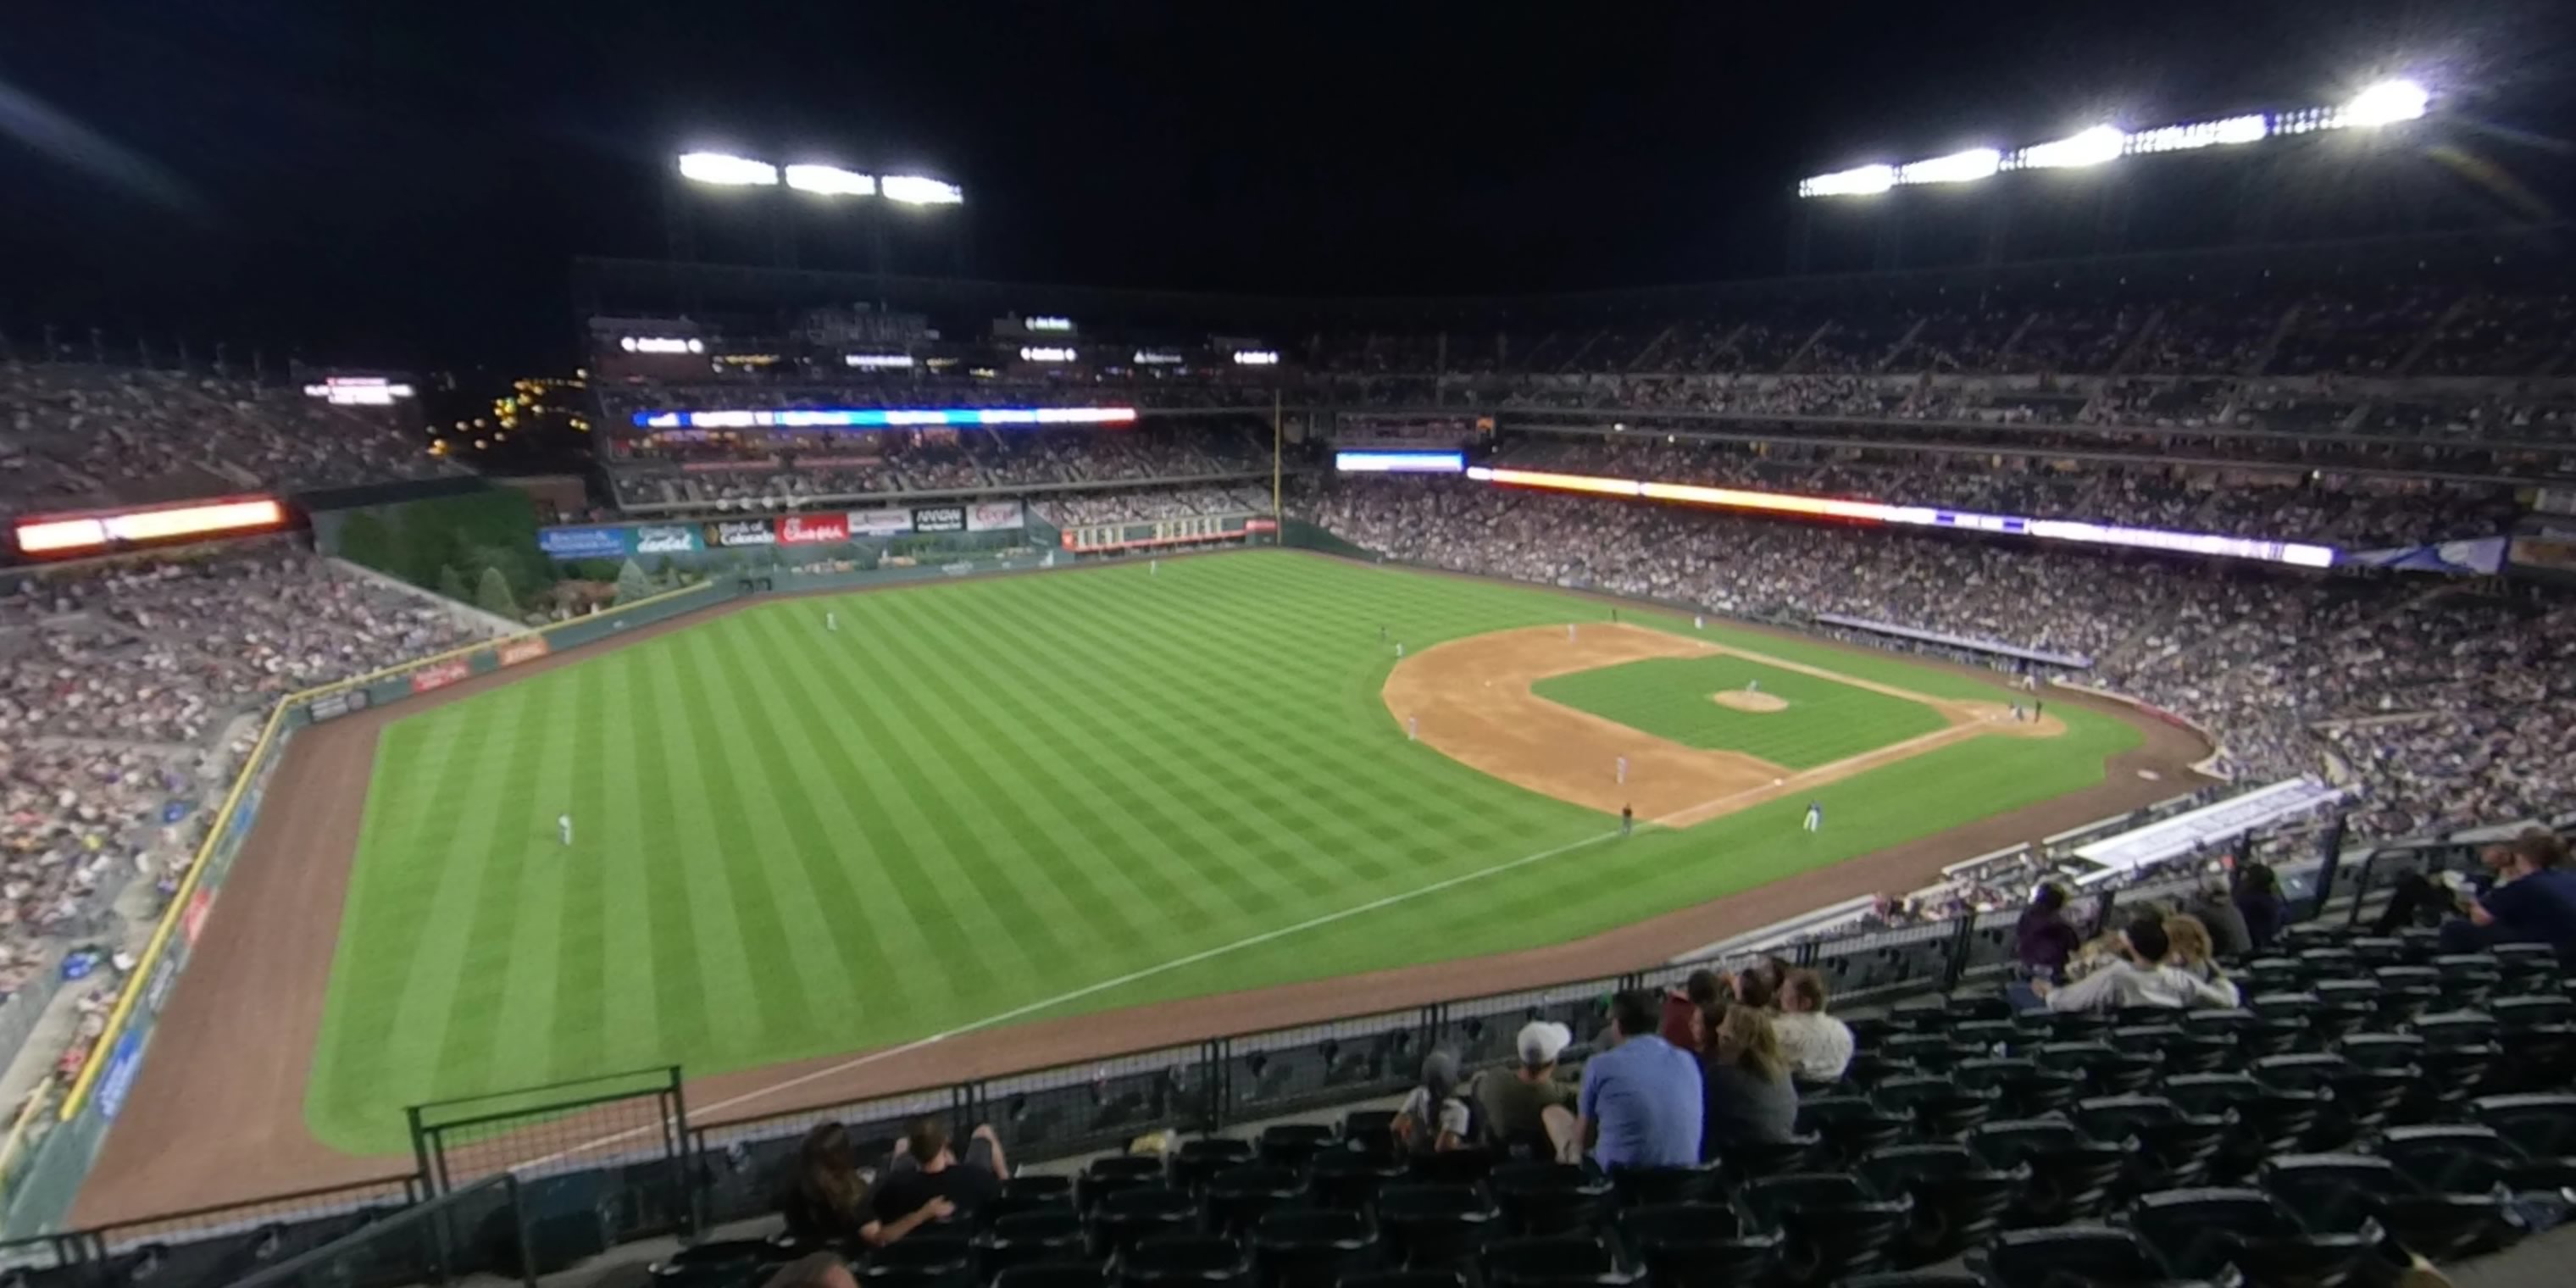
[778,514,852,545]
[849,507,913,536]
[497,636,552,667]
[967,502,1024,532]
[182,887,214,947]
[96,1033,142,1122]
[308,688,370,723]
[411,658,471,694]
[633,525,702,555]
[538,526,631,559]
[1246,518,1280,533]
[912,505,968,534]
[142,955,179,1016]
[707,520,778,547]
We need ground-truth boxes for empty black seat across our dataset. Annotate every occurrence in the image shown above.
[2073,1096,2228,1196]
[861,1234,976,1288]
[2377,1124,2576,1196]
[1795,1096,1907,1163]
[981,1213,1089,1279]
[1966,1225,2187,1288]
[1740,1173,1910,1288]
[1083,1159,1171,1214]
[1119,1235,1250,1288]
[1203,1166,1305,1236]
[1261,1124,1338,1171]
[1613,1202,1782,1288]
[2470,1093,2576,1159]
[1708,1135,1813,1181]
[1342,1111,1400,1161]
[1404,1146,1497,1189]
[1252,1209,1378,1288]
[1479,1235,1632,1288]
[1856,1144,2023,1267]
[2163,1074,2326,1181]
[1172,1139,1257,1194]
[2259,1152,2518,1263]
[2126,1186,2370,1287]
[1092,1188,1199,1257]
[1832,1274,1984,1288]
[1373,1185,1497,1271]
[995,1264,1109,1288]
[1871,1076,1996,1141]
[1309,1148,1407,1212]
[2255,1053,2407,1147]
[2111,1023,2234,1076]
[1952,1058,2080,1119]
[2035,1041,2160,1096]
[1965,1120,2130,1227]
[1603,1163,1721,1209]
[1337,1272,1464,1288]
[1490,1163,1613,1237]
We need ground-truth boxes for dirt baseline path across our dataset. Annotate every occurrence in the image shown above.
[69,552,2211,1226]
[1384,624,2062,827]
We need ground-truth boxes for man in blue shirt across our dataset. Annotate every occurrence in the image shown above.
[1577,991,1704,1170]
[2449,830,2576,959]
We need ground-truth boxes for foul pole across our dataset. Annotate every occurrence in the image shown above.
[1271,391,1283,525]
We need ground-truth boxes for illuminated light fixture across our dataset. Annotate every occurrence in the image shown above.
[1132,349,1185,365]
[619,336,704,355]
[1231,349,1281,365]
[1896,147,2001,186]
[677,152,780,186]
[1797,164,1896,197]
[1336,450,1464,474]
[301,377,417,406]
[1019,345,1076,363]
[17,497,289,556]
[784,164,877,196]
[1466,465,2336,567]
[881,175,964,204]
[843,353,915,369]
[2012,125,2127,169]
[1027,316,1074,332]
[2345,78,2429,126]
[2128,114,2269,154]
[632,406,1137,430]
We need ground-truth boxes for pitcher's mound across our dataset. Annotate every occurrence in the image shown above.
[1712,690,1788,713]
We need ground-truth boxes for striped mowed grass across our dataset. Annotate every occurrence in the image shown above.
[304,551,2138,1151]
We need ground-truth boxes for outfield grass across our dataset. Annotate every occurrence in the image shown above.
[1533,655,1950,769]
[305,552,2139,1152]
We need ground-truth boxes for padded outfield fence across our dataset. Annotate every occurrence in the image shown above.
[0,537,2534,1283]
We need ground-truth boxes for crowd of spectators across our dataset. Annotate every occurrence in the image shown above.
[608,425,1266,511]
[0,544,479,1029]
[1036,486,1269,527]
[0,363,452,513]
[1304,476,2573,840]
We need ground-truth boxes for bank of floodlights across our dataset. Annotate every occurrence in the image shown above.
[677,152,963,204]
[1796,79,2429,197]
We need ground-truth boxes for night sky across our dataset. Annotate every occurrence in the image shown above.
[2,0,2567,370]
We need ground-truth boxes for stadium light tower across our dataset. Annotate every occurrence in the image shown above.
[668,148,968,302]
[677,152,780,186]
[2346,79,2430,126]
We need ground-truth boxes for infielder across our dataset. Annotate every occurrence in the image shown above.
[1620,804,1634,836]
[1747,679,1760,696]
[1694,614,1705,630]
[558,813,575,847]
[1568,624,1578,644]
[1395,641,1405,659]
[1615,755,1629,785]
[1802,801,1823,833]
[1407,715,1419,741]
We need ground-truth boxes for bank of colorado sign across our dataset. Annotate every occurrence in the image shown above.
[706,520,778,547]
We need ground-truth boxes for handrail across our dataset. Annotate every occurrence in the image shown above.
[56,580,721,1119]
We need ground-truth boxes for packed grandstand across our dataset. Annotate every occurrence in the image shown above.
[2,236,2573,1284]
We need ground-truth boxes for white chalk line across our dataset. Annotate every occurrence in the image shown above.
[517,822,1639,1171]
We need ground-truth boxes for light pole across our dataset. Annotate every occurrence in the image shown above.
[673,152,964,306]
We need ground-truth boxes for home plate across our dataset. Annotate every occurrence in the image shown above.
[2137,769,2162,780]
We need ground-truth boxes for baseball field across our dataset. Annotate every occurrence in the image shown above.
[294,551,2140,1153]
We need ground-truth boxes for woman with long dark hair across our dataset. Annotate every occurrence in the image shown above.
[778,1121,952,1248]
[2235,863,2285,952]
[2016,883,2081,978]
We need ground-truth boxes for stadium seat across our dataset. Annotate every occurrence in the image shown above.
[1952,1058,2081,1119]
[2162,1074,2325,1180]
[994,1264,1109,1288]
[1613,1202,1782,1288]
[2072,1096,2228,1196]
[1709,1135,1816,1182]
[1831,1274,1984,1288]
[2468,1093,2576,1160]
[1404,1146,1498,1189]
[2258,1153,2518,1263]
[2034,1041,2160,1096]
[2252,1054,2409,1147]
[1335,1272,1464,1288]
[1870,1075,1997,1141]
[2489,942,2562,988]
[1794,1096,1908,1163]
[862,1234,977,1288]
[1173,1139,1257,1194]
[1252,1209,1379,1288]
[1342,1111,1401,1161]
[1261,1124,1340,1172]
[1740,1174,1910,1288]
[1603,1163,1722,1209]
[1203,1165,1305,1235]
[990,1176,1080,1224]
[2108,1023,2229,1077]
[1965,1120,2130,1226]
[1309,1148,1407,1212]
[1490,1163,1613,1237]
[2334,1033,2441,1123]
[1372,1185,1497,1271]
[1119,1235,1252,1288]
[1964,1225,2189,1288]
[1091,1188,1201,1257]
[2125,1187,2371,1288]
[1855,1144,2024,1267]
[2427,954,2501,1008]
[2375,1124,2576,1196]
[980,1212,1090,1279]
[1479,1235,1635,1288]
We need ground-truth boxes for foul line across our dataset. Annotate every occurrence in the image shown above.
[514,823,1633,1172]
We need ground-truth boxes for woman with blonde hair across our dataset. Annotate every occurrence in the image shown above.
[2162,913,2241,1007]
[1698,1002,1798,1157]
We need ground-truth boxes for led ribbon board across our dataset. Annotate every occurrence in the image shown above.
[1335,450,1466,474]
[17,497,289,556]
[632,406,1138,430]
[1464,466,2336,568]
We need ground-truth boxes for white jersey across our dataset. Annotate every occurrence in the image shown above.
[558,813,574,846]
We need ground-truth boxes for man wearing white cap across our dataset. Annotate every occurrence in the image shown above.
[1474,1020,1580,1163]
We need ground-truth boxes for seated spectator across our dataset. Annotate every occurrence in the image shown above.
[1771,969,1854,1082]
[2234,864,2286,951]
[1393,1050,1471,1155]
[1659,969,1721,1052]
[2375,837,2523,935]
[779,1121,951,1248]
[2189,875,2253,958]
[2032,916,2237,1013]
[2016,883,2082,980]
[2161,914,2242,1008]
[1730,961,1784,1010]
[870,1119,1006,1226]
[2446,830,2576,958]
[1474,1020,1579,1163]
[1578,990,1704,1170]
[1699,1003,1799,1155]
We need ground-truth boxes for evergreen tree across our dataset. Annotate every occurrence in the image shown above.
[614,559,652,605]
[437,565,472,604]
[475,566,519,619]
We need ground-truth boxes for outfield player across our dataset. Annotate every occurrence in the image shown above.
[558,813,575,847]
[826,610,838,633]
[1802,801,1823,834]
[1620,804,1633,836]
[1694,614,1705,630]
